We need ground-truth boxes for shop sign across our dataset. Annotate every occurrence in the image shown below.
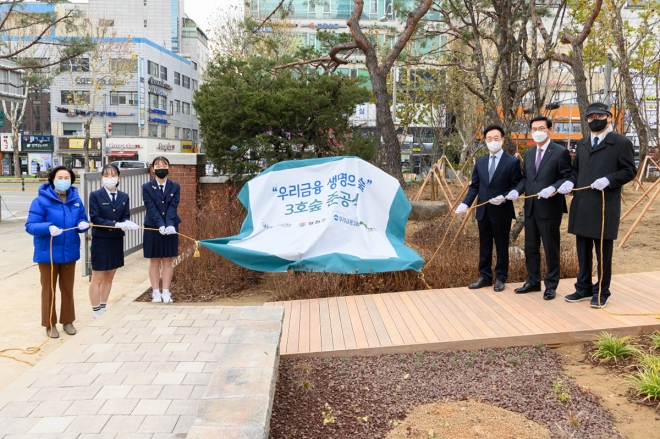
[309,23,340,29]
[1,134,20,152]
[69,138,87,149]
[109,142,141,149]
[148,77,173,90]
[75,77,111,85]
[157,142,175,150]
[22,142,54,152]
[181,141,193,153]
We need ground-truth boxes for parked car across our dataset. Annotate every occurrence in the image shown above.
[113,161,149,170]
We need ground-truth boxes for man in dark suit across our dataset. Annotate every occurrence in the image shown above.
[557,102,636,308]
[505,116,572,300]
[455,124,522,292]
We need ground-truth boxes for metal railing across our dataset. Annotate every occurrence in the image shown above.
[80,168,150,277]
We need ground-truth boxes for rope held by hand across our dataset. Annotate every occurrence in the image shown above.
[89,224,201,257]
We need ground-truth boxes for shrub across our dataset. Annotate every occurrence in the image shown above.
[629,364,660,400]
[592,332,636,363]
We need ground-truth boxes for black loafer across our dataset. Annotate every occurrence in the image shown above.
[514,282,542,294]
[468,277,492,289]
[543,289,556,300]
[493,279,505,292]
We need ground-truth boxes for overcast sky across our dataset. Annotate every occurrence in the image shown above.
[184,0,243,35]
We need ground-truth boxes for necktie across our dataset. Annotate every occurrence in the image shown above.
[488,155,497,182]
[592,137,599,150]
[111,193,116,204]
[535,148,543,172]
[159,184,164,193]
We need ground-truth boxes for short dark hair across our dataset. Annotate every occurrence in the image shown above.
[483,124,505,138]
[152,156,170,167]
[48,166,76,185]
[529,116,552,129]
[101,164,120,176]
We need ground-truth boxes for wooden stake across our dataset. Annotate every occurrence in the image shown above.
[620,177,660,221]
[634,156,649,191]
[432,169,453,205]
[618,184,660,248]
[444,156,465,188]
[413,170,433,201]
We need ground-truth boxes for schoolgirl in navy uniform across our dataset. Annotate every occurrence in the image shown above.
[142,156,181,303]
[88,164,139,319]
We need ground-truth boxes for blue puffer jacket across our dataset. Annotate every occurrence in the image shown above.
[25,183,89,264]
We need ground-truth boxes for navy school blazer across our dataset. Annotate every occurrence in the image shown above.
[142,179,181,229]
[462,151,522,223]
[89,188,130,238]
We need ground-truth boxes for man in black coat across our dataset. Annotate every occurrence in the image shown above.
[556,102,636,308]
[455,124,522,292]
[506,116,572,300]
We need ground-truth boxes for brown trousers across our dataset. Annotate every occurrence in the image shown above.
[38,262,76,327]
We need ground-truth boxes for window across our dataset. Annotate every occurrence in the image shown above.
[60,58,89,72]
[308,0,316,13]
[371,0,378,14]
[111,123,139,136]
[174,72,180,85]
[183,128,191,140]
[144,20,148,27]
[192,129,198,141]
[192,79,198,91]
[323,0,331,14]
[175,100,181,113]
[307,32,316,48]
[148,93,159,109]
[175,127,180,139]
[182,75,190,89]
[160,65,167,80]
[192,61,197,70]
[182,102,190,115]
[571,123,581,134]
[160,125,167,138]
[109,58,137,73]
[159,95,167,110]
[110,91,138,105]
[191,105,197,116]
[554,122,569,134]
[148,61,159,77]
[62,122,82,136]
[149,124,158,137]
[169,101,174,115]
[61,90,90,104]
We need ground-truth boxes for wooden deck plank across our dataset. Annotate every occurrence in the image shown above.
[405,291,452,341]
[345,296,369,349]
[337,297,358,350]
[327,297,346,351]
[387,293,430,344]
[363,295,393,347]
[308,299,322,353]
[318,298,334,351]
[298,300,310,354]
[372,294,405,345]
[266,272,660,357]
[286,300,301,355]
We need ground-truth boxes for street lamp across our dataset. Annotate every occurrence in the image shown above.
[379,1,395,22]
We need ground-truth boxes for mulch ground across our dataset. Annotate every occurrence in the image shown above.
[269,346,621,439]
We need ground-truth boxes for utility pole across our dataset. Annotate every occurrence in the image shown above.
[604,54,613,105]
[102,93,107,166]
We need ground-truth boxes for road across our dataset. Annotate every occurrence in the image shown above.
[0,181,78,221]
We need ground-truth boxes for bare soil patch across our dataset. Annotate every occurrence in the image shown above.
[269,347,619,439]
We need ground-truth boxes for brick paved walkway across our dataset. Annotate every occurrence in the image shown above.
[0,298,283,439]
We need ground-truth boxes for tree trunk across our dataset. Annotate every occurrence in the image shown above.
[83,119,92,172]
[571,42,591,136]
[372,73,404,186]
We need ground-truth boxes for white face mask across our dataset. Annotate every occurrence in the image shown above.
[102,177,118,189]
[487,141,503,152]
[531,131,548,143]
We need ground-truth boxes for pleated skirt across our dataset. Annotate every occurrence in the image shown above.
[143,226,179,258]
[91,237,125,271]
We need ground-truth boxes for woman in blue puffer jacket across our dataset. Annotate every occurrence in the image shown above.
[26,166,89,338]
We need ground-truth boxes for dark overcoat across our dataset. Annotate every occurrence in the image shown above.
[462,151,522,223]
[567,131,636,240]
[514,141,572,219]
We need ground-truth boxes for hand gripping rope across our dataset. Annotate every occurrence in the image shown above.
[419,187,660,320]
[0,224,201,366]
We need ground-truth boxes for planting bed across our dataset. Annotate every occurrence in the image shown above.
[269,346,620,439]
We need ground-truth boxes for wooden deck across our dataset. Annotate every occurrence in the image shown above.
[264,272,660,357]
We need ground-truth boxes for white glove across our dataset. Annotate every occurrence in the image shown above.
[49,225,62,236]
[165,226,176,235]
[591,177,610,191]
[116,222,129,231]
[125,220,140,230]
[159,226,167,235]
[505,190,519,201]
[78,221,90,231]
[538,186,556,199]
[557,181,574,194]
[455,203,468,214]
[489,195,505,205]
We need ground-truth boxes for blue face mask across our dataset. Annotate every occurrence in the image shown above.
[53,180,71,192]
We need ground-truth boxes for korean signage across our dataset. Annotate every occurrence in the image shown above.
[148,77,173,90]
[22,142,54,152]
[156,142,175,150]
[109,141,141,150]
[1,134,20,152]
[69,138,87,149]
[181,141,193,153]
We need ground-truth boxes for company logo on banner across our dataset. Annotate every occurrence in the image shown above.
[1,134,20,152]
[199,157,423,273]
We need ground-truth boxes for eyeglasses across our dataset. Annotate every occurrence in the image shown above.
[530,127,548,132]
[485,136,502,142]
[586,113,608,122]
